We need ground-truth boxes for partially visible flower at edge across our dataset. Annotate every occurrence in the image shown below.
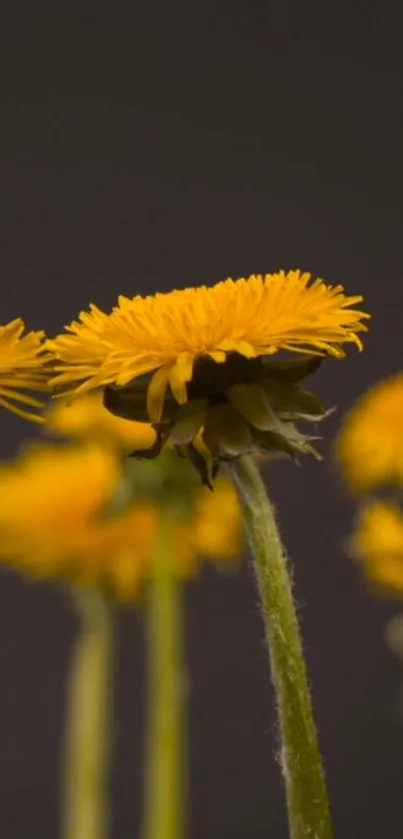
[348,501,403,596]
[0,318,49,422]
[0,441,243,601]
[334,373,403,494]
[46,271,370,484]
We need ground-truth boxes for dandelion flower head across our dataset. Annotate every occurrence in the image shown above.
[47,271,369,483]
[0,442,242,600]
[348,501,403,596]
[0,318,48,422]
[335,374,403,493]
[49,271,369,401]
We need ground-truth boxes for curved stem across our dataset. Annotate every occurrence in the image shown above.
[229,456,333,839]
[63,588,113,839]
[142,526,186,839]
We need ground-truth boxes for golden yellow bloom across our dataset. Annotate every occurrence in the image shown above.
[0,442,242,600]
[348,501,403,596]
[49,271,368,397]
[335,374,403,493]
[0,443,122,561]
[47,271,369,483]
[46,391,157,452]
[0,318,48,422]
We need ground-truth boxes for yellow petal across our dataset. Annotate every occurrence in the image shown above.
[168,399,207,446]
[169,355,194,405]
[147,366,171,422]
[207,350,227,363]
[216,339,257,358]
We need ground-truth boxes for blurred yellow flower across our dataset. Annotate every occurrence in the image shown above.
[335,374,403,493]
[46,391,156,452]
[0,442,242,600]
[0,318,48,422]
[348,501,403,596]
[173,479,243,578]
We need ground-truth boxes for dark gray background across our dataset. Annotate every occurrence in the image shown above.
[0,4,402,837]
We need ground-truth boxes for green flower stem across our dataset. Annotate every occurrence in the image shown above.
[142,525,186,839]
[63,588,113,839]
[229,456,333,839]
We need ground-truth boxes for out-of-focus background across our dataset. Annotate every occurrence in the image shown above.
[0,4,402,837]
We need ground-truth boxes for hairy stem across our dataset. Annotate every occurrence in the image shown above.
[229,456,333,839]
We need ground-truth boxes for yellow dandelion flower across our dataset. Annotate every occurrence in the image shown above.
[0,442,242,601]
[46,304,114,389]
[49,271,368,396]
[0,443,122,561]
[335,374,403,493]
[348,501,403,596]
[0,318,48,422]
[46,391,157,453]
[47,271,369,483]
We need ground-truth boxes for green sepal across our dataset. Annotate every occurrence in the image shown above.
[226,384,276,431]
[185,442,215,490]
[188,354,264,400]
[261,381,326,421]
[203,404,253,458]
[167,399,207,446]
[227,382,324,444]
[103,382,151,422]
[104,380,178,423]
[127,425,168,460]
[260,355,324,383]
[251,426,322,461]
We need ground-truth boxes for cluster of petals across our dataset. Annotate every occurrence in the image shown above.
[0,319,48,422]
[47,271,369,415]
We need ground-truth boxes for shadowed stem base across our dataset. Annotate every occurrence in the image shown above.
[229,456,333,839]
[142,526,186,839]
[63,588,113,839]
